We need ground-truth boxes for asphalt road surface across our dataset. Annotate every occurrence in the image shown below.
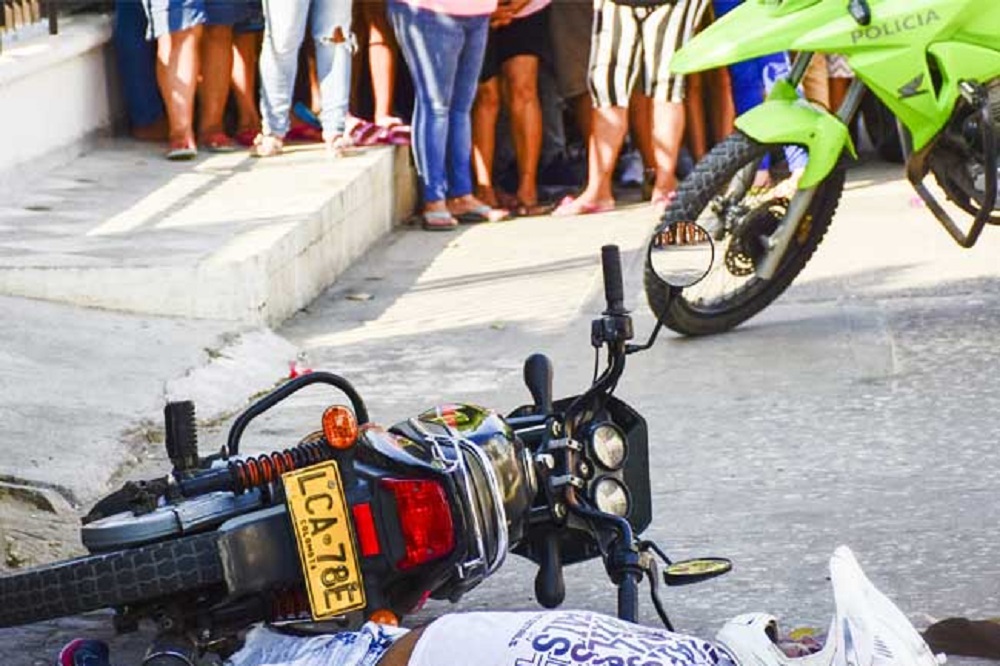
[2,162,999,664]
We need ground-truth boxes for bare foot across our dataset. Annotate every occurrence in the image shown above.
[475,185,500,208]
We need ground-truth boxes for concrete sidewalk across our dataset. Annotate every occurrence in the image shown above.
[0,138,416,325]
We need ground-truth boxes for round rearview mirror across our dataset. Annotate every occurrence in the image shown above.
[647,221,714,288]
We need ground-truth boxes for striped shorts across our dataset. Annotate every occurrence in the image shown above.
[588,0,712,107]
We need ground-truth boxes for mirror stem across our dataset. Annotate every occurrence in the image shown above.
[627,287,680,354]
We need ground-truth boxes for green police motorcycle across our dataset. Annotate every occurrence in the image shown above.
[644,0,1000,335]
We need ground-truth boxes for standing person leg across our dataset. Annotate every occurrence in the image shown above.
[708,65,735,142]
[156,25,204,158]
[684,72,708,159]
[445,13,509,223]
[552,0,636,216]
[472,75,503,208]
[365,0,403,129]
[629,93,656,199]
[650,98,685,211]
[645,1,689,213]
[231,3,264,146]
[311,0,355,152]
[144,0,206,159]
[254,0,310,156]
[198,22,236,150]
[504,52,544,214]
[496,5,549,216]
[388,2,464,229]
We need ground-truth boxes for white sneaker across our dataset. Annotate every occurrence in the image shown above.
[715,546,944,666]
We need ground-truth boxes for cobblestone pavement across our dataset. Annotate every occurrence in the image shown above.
[2,161,999,664]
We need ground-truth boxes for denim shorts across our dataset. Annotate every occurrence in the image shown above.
[143,0,263,39]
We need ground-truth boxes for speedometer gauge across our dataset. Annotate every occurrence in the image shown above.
[592,477,630,517]
[589,423,628,470]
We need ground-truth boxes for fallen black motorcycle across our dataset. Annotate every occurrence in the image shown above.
[0,224,725,665]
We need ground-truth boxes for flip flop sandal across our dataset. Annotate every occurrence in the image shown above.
[514,200,555,217]
[550,195,616,217]
[327,133,362,158]
[421,210,459,231]
[348,121,384,147]
[378,124,411,146]
[454,204,511,224]
[166,140,197,161]
[651,191,677,217]
[201,132,238,153]
[250,134,284,158]
[234,127,260,147]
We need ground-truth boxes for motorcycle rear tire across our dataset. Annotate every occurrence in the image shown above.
[0,531,224,628]
[644,132,846,336]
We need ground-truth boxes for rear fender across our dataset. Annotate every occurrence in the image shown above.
[735,81,856,189]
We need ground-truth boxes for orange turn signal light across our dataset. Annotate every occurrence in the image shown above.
[368,609,399,626]
[322,405,358,449]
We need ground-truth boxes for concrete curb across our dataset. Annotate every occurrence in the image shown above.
[0,144,417,326]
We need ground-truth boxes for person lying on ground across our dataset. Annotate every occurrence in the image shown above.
[58,547,941,666]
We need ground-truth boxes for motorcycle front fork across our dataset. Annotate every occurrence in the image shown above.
[756,53,866,280]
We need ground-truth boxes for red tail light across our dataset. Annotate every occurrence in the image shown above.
[380,478,455,570]
[351,503,381,557]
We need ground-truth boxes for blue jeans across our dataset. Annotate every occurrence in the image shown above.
[388,2,489,203]
[259,0,353,138]
[114,1,165,127]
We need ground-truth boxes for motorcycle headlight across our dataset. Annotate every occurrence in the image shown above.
[588,423,628,471]
[592,477,630,517]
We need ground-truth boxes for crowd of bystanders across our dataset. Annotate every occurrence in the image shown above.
[113,0,854,230]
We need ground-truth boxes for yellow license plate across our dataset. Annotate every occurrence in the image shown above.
[283,461,366,619]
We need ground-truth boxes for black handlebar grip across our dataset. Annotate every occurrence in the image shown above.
[523,353,554,415]
[534,533,566,609]
[601,245,625,314]
[617,570,641,624]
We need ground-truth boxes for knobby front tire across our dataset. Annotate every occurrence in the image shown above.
[644,132,846,336]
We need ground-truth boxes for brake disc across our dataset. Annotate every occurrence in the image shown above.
[724,198,789,277]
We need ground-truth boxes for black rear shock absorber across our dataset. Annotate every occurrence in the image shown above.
[228,440,333,494]
[178,440,336,498]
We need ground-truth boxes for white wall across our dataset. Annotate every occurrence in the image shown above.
[0,15,117,195]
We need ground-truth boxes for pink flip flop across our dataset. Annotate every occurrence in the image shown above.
[349,120,385,147]
[651,191,677,217]
[378,124,411,146]
[550,195,615,217]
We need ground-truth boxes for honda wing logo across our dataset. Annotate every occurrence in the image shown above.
[898,74,928,99]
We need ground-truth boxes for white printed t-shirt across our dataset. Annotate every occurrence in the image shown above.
[409,611,734,666]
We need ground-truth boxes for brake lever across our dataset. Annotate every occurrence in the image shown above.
[642,552,675,632]
[847,0,871,26]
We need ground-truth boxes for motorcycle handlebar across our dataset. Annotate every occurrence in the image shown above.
[601,245,626,315]
[534,532,566,609]
[523,354,554,415]
[617,571,641,624]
